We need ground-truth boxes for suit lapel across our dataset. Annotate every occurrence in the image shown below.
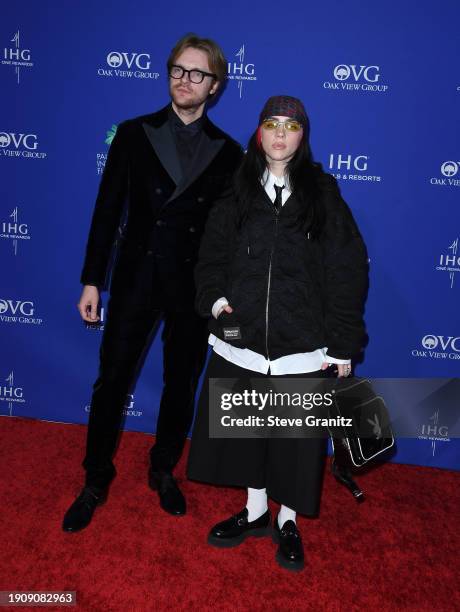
[142,109,182,186]
[169,130,225,201]
[142,107,227,202]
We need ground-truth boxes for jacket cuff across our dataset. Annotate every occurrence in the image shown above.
[212,297,229,319]
[324,353,351,365]
[196,288,227,317]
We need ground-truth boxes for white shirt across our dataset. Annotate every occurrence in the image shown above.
[208,170,350,374]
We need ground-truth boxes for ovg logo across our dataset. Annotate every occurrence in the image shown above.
[324,64,388,92]
[430,160,460,187]
[0,299,43,325]
[1,30,34,84]
[422,335,438,349]
[227,44,257,99]
[333,64,380,82]
[441,161,458,177]
[0,132,37,149]
[0,207,31,256]
[106,51,151,70]
[412,334,460,360]
[98,51,159,80]
[0,132,46,159]
[107,52,123,68]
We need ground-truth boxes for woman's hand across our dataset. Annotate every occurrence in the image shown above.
[219,304,234,316]
[321,362,352,377]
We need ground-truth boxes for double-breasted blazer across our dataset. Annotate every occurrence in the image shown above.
[80,104,244,309]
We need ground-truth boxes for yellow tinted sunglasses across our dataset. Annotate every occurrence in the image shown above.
[261,119,303,132]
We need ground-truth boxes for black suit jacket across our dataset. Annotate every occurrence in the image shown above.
[81,105,244,309]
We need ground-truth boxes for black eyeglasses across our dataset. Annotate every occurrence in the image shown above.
[169,64,217,84]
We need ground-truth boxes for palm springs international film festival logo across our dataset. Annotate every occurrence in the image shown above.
[98,51,159,80]
[0,299,43,325]
[2,30,34,84]
[430,160,460,187]
[0,372,25,417]
[436,238,459,289]
[328,153,382,183]
[0,207,31,256]
[418,409,450,457]
[96,125,117,175]
[323,64,388,93]
[412,335,460,361]
[0,132,46,159]
[227,45,257,99]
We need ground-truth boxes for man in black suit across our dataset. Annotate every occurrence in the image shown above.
[63,34,243,532]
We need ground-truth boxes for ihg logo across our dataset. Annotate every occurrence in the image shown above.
[329,154,369,172]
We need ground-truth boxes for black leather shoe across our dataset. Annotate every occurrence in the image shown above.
[208,508,271,548]
[62,486,108,533]
[273,517,305,571]
[148,469,186,516]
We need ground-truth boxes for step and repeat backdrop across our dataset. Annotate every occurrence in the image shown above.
[2,1,459,469]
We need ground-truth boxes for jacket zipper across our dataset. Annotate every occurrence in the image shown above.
[265,211,279,360]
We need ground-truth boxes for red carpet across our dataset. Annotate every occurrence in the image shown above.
[0,417,458,611]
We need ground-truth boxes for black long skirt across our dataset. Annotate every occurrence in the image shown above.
[187,351,328,516]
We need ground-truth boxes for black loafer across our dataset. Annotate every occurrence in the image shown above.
[62,486,108,533]
[273,517,304,571]
[208,508,271,548]
[148,468,186,516]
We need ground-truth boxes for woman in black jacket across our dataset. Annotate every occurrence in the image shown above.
[187,95,368,571]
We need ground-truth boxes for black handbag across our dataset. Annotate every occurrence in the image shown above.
[326,377,395,502]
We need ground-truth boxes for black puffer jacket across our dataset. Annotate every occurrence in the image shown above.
[195,172,369,360]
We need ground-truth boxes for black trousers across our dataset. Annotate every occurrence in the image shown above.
[83,290,209,489]
[187,352,328,516]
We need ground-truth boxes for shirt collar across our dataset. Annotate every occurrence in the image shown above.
[262,169,291,192]
[168,104,205,135]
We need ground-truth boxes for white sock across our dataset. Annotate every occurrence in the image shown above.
[278,504,296,529]
[245,487,268,521]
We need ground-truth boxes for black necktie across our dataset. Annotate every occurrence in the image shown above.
[273,184,285,215]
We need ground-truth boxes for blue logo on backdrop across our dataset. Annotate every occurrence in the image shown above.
[1,30,33,84]
[418,409,451,457]
[0,132,46,159]
[412,334,460,361]
[0,371,25,416]
[0,299,43,325]
[323,64,389,93]
[85,393,142,418]
[0,207,31,256]
[328,153,382,183]
[430,161,460,187]
[227,44,257,99]
[97,51,160,80]
[436,238,459,289]
[96,125,118,175]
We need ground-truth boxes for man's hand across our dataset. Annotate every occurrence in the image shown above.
[77,285,100,322]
